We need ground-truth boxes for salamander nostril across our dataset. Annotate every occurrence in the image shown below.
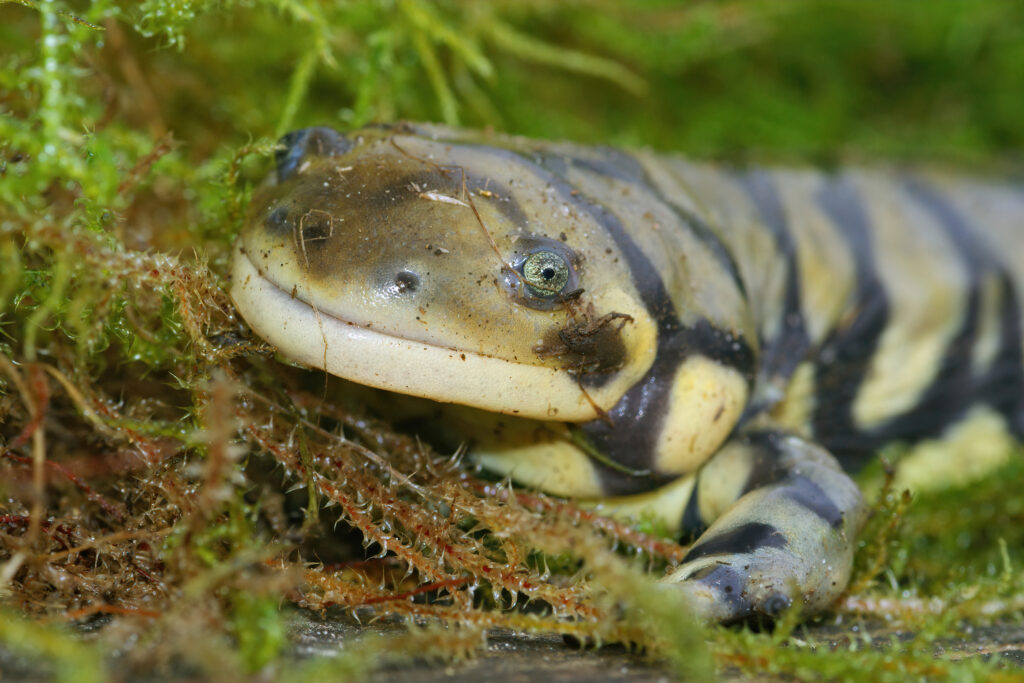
[394,270,420,293]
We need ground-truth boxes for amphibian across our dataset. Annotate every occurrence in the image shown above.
[231,123,1024,623]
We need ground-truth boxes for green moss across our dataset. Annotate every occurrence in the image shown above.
[896,454,1024,589]
[0,611,106,683]
[229,592,289,673]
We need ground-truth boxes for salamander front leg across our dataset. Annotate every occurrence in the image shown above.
[664,430,867,623]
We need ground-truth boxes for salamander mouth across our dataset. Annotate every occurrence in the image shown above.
[230,243,618,421]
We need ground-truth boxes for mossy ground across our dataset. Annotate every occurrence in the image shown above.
[1,1,1024,681]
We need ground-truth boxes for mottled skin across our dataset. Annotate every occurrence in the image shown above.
[231,123,1024,623]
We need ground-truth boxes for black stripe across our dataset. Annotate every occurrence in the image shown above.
[578,318,754,495]
[680,481,705,543]
[860,288,978,443]
[554,178,755,494]
[811,176,1024,465]
[681,521,786,563]
[903,179,987,272]
[485,145,756,376]
[811,174,890,471]
[784,475,844,529]
[661,202,749,306]
[568,151,748,303]
[902,181,1024,440]
[738,430,789,494]
[846,180,984,444]
[734,430,843,527]
[733,171,811,423]
[568,147,650,186]
[985,275,1024,438]
[466,173,532,229]
[471,145,756,495]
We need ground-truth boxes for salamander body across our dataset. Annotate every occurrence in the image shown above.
[231,123,1024,623]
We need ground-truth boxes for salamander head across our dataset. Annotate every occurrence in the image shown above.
[231,125,658,421]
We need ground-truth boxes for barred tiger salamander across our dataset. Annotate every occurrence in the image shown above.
[231,123,1024,623]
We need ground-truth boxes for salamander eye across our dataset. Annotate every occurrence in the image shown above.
[503,236,580,309]
[522,251,570,297]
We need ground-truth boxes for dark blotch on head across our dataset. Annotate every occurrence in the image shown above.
[534,309,632,379]
[394,270,420,294]
[276,127,352,183]
[682,521,787,563]
[297,210,332,245]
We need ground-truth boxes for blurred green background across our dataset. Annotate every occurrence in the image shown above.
[4,0,1024,219]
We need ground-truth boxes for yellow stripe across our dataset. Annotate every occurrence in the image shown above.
[850,173,971,430]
